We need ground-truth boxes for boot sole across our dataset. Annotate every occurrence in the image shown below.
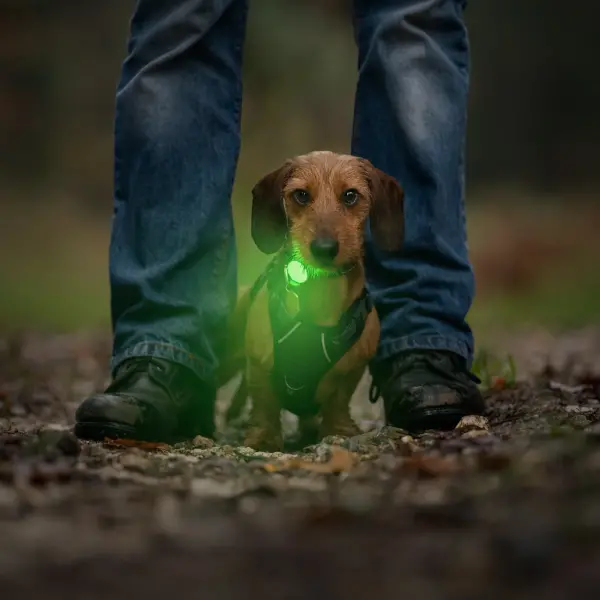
[74,421,171,444]
[406,406,470,432]
[74,421,212,445]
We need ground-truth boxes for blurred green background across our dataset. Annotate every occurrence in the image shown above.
[0,0,598,340]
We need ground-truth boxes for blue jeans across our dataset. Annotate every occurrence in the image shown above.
[109,0,475,386]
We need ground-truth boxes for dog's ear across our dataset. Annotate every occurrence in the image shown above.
[364,161,405,252]
[251,160,293,254]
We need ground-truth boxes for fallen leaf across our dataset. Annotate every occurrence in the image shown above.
[491,376,507,391]
[263,463,280,473]
[264,446,357,474]
[103,437,169,451]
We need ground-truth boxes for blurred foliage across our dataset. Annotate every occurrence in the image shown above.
[1,0,599,203]
[0,0,598,333]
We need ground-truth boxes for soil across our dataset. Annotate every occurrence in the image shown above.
[1,329,600,600]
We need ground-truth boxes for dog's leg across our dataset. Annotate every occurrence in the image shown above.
[244,367,282,451]
[224,373,248,424]
[296,415,320,448]
[317,370,363,440]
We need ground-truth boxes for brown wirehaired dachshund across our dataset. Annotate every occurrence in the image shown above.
[219,151,404,451]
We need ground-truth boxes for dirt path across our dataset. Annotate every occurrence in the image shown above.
[1,330,600,599]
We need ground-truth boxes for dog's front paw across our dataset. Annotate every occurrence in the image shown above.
[244,427,283,452]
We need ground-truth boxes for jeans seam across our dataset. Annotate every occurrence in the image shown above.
[112,341,214,380]
[376,334,473,365]
[209,0,247,287]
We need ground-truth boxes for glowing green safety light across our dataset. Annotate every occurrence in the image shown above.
[285,260,308,285]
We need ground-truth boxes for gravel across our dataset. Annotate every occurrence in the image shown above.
[1,329,600,599]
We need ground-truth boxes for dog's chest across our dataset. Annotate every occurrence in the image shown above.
[245,283,374,416]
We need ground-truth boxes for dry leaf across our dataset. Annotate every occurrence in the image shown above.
[263,463,280,473]
[491,376,507,391]
[103,437,169,451]
[264,446,357,474]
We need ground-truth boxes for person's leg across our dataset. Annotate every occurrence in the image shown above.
[75,0,248,442]
[352,0,483,430]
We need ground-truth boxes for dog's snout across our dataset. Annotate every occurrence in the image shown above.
[310,236,339,264]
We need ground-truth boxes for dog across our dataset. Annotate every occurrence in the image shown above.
[219,151,404,451]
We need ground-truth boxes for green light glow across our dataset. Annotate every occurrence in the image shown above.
[285,260,308,285]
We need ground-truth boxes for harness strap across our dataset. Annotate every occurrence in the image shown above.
[244,253,373,417]
[269,280,372,417]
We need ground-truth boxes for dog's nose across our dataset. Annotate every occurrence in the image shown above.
[310,237,339,263]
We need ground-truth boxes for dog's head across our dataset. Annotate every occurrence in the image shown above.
[251,151,404,271]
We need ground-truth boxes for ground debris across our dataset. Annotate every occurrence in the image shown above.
[399,453,464,478]
[264,445,358,474]
[1,329,600,598]
[103,438,170,452]
[456,414,490,432]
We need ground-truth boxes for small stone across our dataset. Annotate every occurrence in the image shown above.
[570,414,592,429]
[219,445,235,456]
[455,415,490,432]
[234,446,259,457]
[378,426,410,441]
[398,435,419,455]
[192,435,215,449]
[315,443,332,462]
[35,427,81,458]
[549,381,588,394]
[565,405,595,415]
[321,435,350,447]
[347,432,378,454]
[190,448,213,458]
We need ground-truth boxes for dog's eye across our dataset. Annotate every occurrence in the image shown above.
[342,189,359,206]
[292,189,311,205]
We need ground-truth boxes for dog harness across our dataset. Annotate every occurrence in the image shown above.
[248,256,373,417]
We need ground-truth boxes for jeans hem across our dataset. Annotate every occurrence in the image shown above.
[376,334,473,367]
[111,341,214,383]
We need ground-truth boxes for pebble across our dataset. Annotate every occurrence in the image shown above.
[565,405,595,414]
[456,415,490,432]
[34,427,81,458]
[321,435,350,447]
[192,435,215,449]
[570,414,592,429]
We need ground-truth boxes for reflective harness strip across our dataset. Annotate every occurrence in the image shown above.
[248,256,373,417]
